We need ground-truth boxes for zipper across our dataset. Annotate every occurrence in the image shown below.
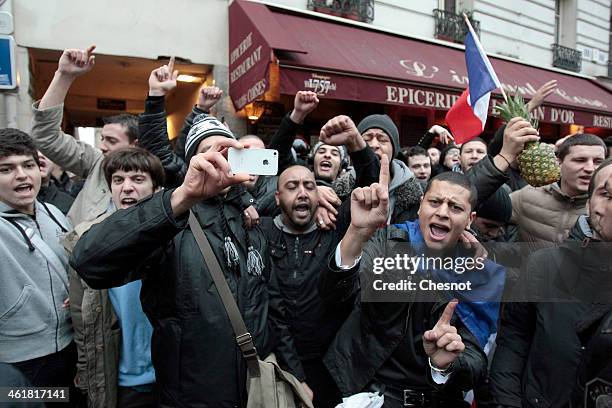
[46,260,60,352]
[37,219,61,353]
[293,237,300,279]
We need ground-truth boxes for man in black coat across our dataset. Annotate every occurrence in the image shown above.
[261,165,353,407]
[490,158,612,408]
[71,128,308,407]
[321,161,503,408]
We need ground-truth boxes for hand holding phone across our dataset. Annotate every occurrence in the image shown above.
[228,148,279,176]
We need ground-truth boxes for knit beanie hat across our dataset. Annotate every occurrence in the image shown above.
[185,114,235,162]
[439,144,460,168]
[476,187,512,224]
[357,114,400,158]
[311,142,348,166]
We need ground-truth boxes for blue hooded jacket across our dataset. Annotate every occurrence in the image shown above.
[394,220,505,348]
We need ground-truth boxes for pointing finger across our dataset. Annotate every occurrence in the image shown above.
[379,154,390,187]
[168,56,175,76]
[437,299,458,326]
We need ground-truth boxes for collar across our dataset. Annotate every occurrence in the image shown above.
[548,182,589,204]
[273,214,317,235]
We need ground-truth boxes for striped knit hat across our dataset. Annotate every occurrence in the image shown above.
[185,115,235,162]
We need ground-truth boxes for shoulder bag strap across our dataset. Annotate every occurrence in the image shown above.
[188,211,261,377]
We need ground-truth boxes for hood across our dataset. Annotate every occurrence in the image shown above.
[0,200,68,252]
[547,182,589,206]
[568,215,594,242]
[389,159,413,192]
[0,200,26,218]
[273,214,317,235]
[558,215,611,303]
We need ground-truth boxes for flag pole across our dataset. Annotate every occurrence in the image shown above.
[462,13,509,103]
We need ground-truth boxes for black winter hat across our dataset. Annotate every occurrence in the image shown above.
[439,144,460,168]
[476,187,512,224]
[357,114,400,158]
[185,114,234,162]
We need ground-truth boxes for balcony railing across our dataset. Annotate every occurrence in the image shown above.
[552,44,582,72]
[433,9,480,43]
[308,0,374,23]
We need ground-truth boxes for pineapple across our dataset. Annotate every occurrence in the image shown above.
[496,93,560,187]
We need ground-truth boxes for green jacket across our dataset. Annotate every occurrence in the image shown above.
[63,214,119,408]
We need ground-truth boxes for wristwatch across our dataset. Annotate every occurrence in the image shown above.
[428,357,454,376]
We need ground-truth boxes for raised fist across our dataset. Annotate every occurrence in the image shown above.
[149,56,178,96]
[57,45,96,77]
[290,91,319,124]
[197,86,224,111]
[320,115,365,152]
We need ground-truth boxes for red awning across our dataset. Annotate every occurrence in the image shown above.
[229,0,612,128]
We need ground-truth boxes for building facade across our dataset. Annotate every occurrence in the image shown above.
[0,0,610,146]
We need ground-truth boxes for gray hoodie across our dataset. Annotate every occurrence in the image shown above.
[0,200,73,363]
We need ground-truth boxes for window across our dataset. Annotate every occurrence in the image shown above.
[307,0,374,23]
[554,0,562,45]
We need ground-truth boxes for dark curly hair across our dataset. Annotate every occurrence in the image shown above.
[0,128,40,165]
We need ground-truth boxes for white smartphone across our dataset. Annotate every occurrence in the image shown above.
[228,148,279,176]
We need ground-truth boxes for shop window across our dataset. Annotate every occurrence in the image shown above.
[307,0,374,23]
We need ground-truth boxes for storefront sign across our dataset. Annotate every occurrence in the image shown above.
[303,73,337,95]
[228,2,271,110]
[592,114,612,129]
[281,68,612,128]
[0,34,16,89]
[397,59,609,110]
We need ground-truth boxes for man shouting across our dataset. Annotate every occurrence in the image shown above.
[320,156,504,408]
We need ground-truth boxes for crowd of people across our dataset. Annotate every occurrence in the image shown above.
[1,44,611,408]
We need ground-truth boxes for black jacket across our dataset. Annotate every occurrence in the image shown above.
[319,226,487,398]
[70,189,304,408]
[261,215,353,361]
[571,304,612,407]
[490,217,611,408]
[37,181,75,215]
[138,96,189,188]
[247,174,279,217]
[268,113,301,176]
[174,105,207,161]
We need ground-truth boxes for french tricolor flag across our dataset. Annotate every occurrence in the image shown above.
[446,19,502,144]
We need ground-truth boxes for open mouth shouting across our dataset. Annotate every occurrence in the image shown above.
[318,160,333,172]
[14,183,34,196]
[120,197,138,208]
[292,201,312,219]
[429,222,451,242]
